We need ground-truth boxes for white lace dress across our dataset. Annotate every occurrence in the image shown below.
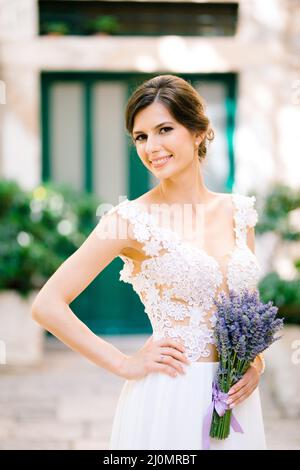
[107,193,266,450]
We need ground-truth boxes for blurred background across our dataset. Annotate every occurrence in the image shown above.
[0,0,299,450]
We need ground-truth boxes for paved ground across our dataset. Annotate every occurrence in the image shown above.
[0,335,299,450]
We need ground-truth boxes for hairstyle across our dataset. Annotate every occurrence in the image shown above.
[125,74,214,161]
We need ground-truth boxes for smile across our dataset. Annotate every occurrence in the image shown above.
[151,155,173,168]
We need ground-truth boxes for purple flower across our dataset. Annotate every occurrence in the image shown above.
[209,287,284,442]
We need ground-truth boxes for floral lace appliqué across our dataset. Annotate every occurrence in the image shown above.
[106,194,261,362]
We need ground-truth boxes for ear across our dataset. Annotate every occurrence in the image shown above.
[194,130,205,146]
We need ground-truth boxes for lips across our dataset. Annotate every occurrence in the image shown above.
[150,155,173,168]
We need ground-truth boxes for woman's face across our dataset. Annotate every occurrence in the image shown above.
[132,101,201,178]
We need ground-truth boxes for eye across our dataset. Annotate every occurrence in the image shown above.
[134,134,146,142]
[160,126,173,134]
[134,126,173,142]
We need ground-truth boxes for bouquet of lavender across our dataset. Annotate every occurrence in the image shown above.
[203,288,283,448]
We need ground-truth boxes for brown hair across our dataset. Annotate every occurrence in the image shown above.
[125,74,214,161]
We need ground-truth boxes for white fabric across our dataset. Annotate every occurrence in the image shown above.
[109,362,266,450]
[105,193,266,450]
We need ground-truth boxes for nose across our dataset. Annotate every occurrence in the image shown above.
[145,134,161,155]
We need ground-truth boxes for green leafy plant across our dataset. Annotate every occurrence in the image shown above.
[88,15,120,35]
[42,22,70,36]
[0,179,100,297]
[258,270,300,325]
[254,183,300,324]
[255,184,300,240]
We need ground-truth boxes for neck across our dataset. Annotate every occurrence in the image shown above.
[157,158,215,206]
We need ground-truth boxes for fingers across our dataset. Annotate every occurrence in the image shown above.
[158,354,187,375]
[227,383,250,408]
[160,346,190,365]
[227,369,260,408]
[150,338,189,377]
[228,376,248,395]
[227,384,256,408]
[157,338,186,353]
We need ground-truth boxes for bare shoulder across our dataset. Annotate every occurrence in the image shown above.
[129,187,161,207]
[205,191,233,213]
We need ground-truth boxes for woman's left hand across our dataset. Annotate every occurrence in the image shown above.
[226,364,261,409]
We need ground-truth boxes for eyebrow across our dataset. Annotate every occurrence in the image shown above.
[132,121,174,136]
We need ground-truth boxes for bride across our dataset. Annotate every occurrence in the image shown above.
[31,74,266,450]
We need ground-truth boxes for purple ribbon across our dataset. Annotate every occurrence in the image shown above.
[202,380,244,450]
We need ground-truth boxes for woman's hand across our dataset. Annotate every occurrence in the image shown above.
[227,362,262,409]
[119,335,190,380]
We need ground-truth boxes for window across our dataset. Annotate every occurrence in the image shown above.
[39,1,239,37]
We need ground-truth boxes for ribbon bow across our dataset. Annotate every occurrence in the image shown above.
[202,380,244,450]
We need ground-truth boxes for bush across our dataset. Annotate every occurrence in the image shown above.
[258,271,300,325]
[255,184,300,240]
[42,22,70,35]
[254,183,300,325]
[88,15,120,34]
[0,179,100,297]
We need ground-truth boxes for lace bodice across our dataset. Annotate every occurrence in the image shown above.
[103,194,261,362]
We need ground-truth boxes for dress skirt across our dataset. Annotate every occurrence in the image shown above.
[109,361,267,450]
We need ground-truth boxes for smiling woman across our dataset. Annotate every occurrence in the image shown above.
[134,122,175,169]
[106,75,266,449]
[32,74,266,451]
[127,75,215,166]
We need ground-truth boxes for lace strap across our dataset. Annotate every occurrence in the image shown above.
[98,199,150,242]
[112,199,181,257]
[232,194,258,247]
[115,199,153,244]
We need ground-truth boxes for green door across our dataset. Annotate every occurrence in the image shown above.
[41,72,236,335]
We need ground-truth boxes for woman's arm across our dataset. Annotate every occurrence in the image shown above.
[226,225,265,407]
[31,211,131,378]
